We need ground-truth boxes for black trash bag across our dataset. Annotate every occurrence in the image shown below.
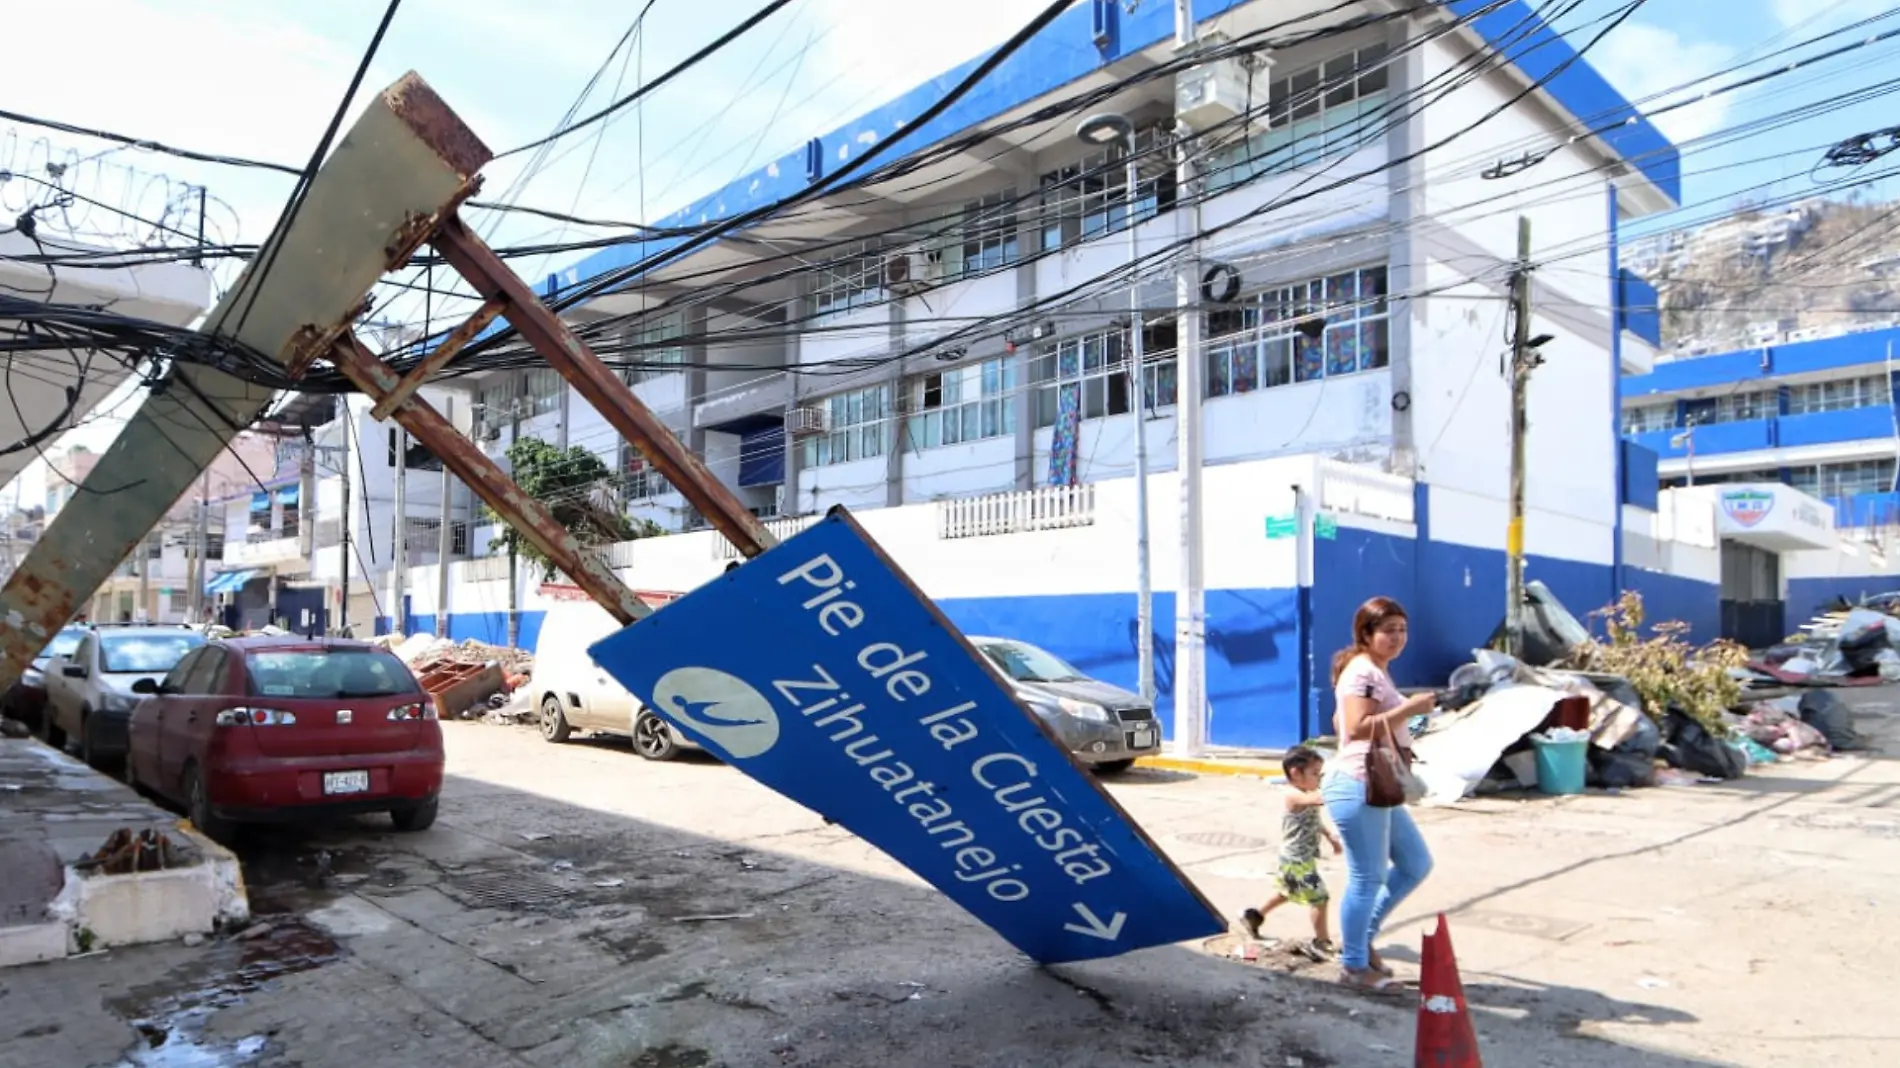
[1797,689,1867,752]
[1613,709,1663,759]
[1658,707,1746,780]
[1835,609,1891,676]
[1588,746,1657,789]
[1486,580,1591,668]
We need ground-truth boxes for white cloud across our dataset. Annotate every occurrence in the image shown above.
[1768,0,1894,31]
[1592,22,1735,146]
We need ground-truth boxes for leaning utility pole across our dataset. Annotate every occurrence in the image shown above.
[1172,0,1209,758]
[1504,216,1536,658]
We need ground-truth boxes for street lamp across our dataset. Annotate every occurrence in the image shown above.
[1075,112,1156,706]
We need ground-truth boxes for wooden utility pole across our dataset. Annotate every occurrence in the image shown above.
[1505,216,1537,658]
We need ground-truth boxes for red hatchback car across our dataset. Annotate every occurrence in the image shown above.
[125,637,443,840]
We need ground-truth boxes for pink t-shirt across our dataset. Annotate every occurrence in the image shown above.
[1332,654,1413,782]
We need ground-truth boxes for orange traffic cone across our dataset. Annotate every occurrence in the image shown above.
[1415,913,1481,1067]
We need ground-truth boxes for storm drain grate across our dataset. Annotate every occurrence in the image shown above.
[1176,830,1269,850]
[442,870,570,909]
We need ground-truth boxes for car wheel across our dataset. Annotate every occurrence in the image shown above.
[80,710,118,773]
[42,712,66,752]
[184,763,233,844]
[539,695,571,743]
[1094,758,1138,775]
[632,710,679,762]
[390,795,439,832]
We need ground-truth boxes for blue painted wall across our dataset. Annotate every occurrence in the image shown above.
[1623,325,1900,397]
[935,587,1306,750]
[1618,566,1720,641]
[1787,576,1899,634]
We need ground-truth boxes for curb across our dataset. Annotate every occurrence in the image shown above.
[1133,755,1285,780]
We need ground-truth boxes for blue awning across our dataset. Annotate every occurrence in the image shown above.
[204,569,259,595]
[277,485,300,504]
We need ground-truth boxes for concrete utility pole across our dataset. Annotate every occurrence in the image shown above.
[437,395,454,637]
[338,432,353,637]
[136,531,150,622]
[1173,0,1209,757]
[189,471,210,623]
[1504,216,1537,658]
[507,396,522,648]
[393,425,409,636]
[1075,111,1156,705]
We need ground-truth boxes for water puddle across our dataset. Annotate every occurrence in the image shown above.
[107,918,344,1068]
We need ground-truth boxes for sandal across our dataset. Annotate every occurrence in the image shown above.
[1366,950,1395,978]
[1296,938,1335,962]
[1339,967,1405,994]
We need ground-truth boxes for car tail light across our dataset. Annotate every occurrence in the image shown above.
[216,707,297,726]
[387,702,436,721]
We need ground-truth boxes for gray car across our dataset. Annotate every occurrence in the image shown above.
[970,636,1161,774]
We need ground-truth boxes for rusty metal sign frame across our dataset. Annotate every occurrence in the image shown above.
[0,70,780,689]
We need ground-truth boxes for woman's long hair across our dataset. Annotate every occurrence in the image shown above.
[1330,596,1409,686]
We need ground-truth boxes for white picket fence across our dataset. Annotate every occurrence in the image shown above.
[1317,459,1414,524]
[937,484,1096,540]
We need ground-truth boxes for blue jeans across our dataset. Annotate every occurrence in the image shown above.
[1321,770,1433,970]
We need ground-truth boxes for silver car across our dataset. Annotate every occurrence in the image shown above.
[970,636,1161,774]
[44,623,205,769]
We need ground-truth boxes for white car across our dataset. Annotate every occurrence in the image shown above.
[531,601,698,761]
[43,623,205,769]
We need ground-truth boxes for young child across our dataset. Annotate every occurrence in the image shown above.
[1238,746,1342,957]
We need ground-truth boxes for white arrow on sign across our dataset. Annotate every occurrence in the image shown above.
[1063,903,1127,941]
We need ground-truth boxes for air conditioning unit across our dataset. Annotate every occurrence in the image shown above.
[785,406,830,437]
[1176,53,1270,132]
[884,249,942,295]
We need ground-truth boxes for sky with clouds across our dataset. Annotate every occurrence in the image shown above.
[2,0,1896,498]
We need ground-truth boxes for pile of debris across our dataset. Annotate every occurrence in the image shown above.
[77,828,190,875]
[1407,583,1867,804]
[1750,596,1900,687]
[374,633,534,720]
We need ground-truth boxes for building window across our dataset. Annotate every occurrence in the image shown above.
[907,358,1017,450]
[803,384,893,468]
[475,375,522,430]
[1786,375,1891,414]
[811,242,886,319]
[1684,390,1774,426]
[1207,42,1391,190]
[952,191,1019,278]
[1037,128,1177,251]
[525,368,563,416]
[1793,459,1896,498]
[1205,266,1389,396]
[622,449,673,501]
[1622,404,1674,434]
[622,313,687,384]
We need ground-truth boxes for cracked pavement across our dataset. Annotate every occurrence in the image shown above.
[3,693,1897,1067]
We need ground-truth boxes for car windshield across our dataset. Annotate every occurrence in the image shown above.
[247,649,420,699]
[41,629,84,660]
[979,640,1086,683]
[100,633,204,674]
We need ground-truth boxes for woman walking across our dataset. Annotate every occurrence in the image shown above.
[1324,596,1437,991]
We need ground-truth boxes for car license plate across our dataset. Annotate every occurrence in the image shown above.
[323,770,370,795]
[1130,726,1156,749]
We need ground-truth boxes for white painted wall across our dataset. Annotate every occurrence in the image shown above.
[1419,34,1614,309]
[1411,275,1617,567]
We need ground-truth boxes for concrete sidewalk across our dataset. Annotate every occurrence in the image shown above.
[0,738,248,967]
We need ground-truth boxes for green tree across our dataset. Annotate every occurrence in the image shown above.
[484,436,657,578]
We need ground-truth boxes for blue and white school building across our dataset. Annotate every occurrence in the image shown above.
[1620,323,1900,648]
[312,0,1878,749]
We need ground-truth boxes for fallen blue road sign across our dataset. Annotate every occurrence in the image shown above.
[588,508,1225,964]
